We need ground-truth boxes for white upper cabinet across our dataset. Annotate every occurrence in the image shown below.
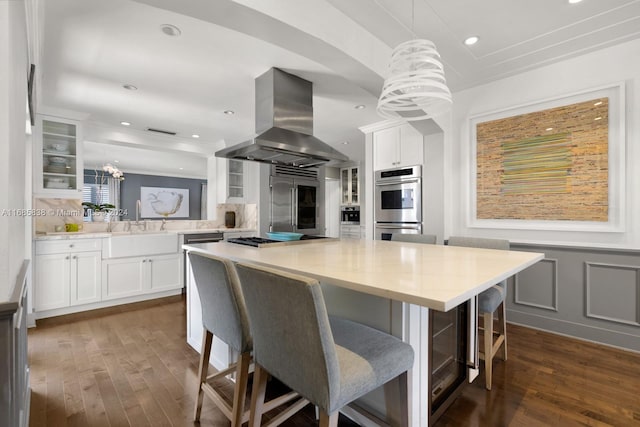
[227,159,245,201]
[340,166,359,205]
[34,115,83,198]
[373,124,423,171]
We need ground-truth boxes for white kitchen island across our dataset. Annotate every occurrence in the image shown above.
[183,239,543,426]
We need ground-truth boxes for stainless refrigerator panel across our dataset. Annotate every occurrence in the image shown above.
[270,177,294,232]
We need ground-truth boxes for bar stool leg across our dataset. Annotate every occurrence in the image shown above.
[231,352,251,427]
[319,411,339,427]
[483,311,493,391]
[500,301,508,361]
[249,364,268,427]
[194,330,214,421]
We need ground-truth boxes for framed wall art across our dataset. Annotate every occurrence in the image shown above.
[468,83,625,232]
[140,186,189,218]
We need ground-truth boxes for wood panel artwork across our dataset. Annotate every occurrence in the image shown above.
[476,98,609,221]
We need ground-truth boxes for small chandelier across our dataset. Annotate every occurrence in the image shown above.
[377,39,452,121]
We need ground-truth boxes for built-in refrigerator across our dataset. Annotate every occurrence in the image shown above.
[270,168,322,235]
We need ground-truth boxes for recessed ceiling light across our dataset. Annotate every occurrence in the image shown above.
[342,141,349,145]
[191,134,200,138]
[120,121,131,126]
[568,0,583,4]
[223,110,235,115]
[160,24,181,37]
[464,36,479,46]
[114,160,120,163]
[354,104,366,110]
[546,127,554,131]
[594,116,602,121]
[179,167,184,170]
[122,84,137,91]
[594,101,603,106]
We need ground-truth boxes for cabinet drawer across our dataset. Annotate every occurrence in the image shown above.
[36,239,102,255]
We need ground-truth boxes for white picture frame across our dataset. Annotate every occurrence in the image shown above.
[467,82,625,233]
[140,186,190,218]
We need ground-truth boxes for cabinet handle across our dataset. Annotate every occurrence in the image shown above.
[73,256,77,259]
[148,259,152,263]
[65,256,70,260]
[69,244,74,248]
[142,259,146,263]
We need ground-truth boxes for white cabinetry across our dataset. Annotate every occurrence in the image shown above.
[34,239,102,311]
[34,115,83,198]
[340,167,359,205]
[227,159,245,200]
[340,225,362,240]
[373,124,423,171]
[102,253,181,300]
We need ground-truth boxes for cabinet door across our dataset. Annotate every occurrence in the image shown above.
[148,254,181,292]
[34,115,83,198]
[373,126,400,171]
[350,167,359,205]
[35,254,70,311]
[341,168,350,204]
[399,124,424,167]
[71,251,102,305]
[102,258,145,300]
[227,159,245,201]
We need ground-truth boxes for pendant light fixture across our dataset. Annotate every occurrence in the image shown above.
[377,0,452,121]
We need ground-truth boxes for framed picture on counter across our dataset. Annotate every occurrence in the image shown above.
[468,82,625,232]
[140,186,190,218]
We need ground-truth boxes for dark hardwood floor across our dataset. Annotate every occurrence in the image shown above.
[28,296,640,426]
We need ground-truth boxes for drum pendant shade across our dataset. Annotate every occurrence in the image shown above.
[377,39,452,121]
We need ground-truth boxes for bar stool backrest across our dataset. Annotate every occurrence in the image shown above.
[188,252,252,353]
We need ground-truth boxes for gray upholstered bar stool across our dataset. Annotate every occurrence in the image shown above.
[188,252,298,426]
[391,233,437,244]
[235,262,415,427]
[447,236,510,390]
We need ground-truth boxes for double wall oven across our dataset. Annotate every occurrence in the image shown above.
[374,165,422,240]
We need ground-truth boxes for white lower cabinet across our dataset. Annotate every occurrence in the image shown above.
[340,225,363,240]
[35,253,70,311]
[34,240,102,311]
[102,253,181,300]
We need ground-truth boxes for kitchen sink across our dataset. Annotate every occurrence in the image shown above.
[109,230,169,236]
[103,232,178,258]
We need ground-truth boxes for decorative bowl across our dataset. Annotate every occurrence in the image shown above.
[266,232,303,241]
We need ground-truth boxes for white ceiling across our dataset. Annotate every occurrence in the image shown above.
[38,0,640,178]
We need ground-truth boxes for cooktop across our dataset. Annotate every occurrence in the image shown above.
[227,235,328,248]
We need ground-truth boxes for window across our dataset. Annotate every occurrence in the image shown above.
[82,183,110,221]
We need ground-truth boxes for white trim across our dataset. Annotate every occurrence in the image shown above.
[359,119,406,134]
[467,82,626,233]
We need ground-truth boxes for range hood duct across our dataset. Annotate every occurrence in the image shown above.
[215,68,348,168]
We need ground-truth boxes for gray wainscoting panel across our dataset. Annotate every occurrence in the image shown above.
[508,243,640,352]
[515,258,558,311]
[585,262,640,326]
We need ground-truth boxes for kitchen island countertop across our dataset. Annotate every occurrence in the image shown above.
[184,239,543,311]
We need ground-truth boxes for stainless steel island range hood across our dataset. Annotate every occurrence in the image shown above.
[215,68,348,168]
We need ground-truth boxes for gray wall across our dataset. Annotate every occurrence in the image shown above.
[509,243,640,352]
[86,171,206,220]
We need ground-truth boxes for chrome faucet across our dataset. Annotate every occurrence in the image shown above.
[135,200,141,224]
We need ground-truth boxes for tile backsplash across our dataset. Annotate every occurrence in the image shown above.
[33,198,258,234]
[34,198,83,234]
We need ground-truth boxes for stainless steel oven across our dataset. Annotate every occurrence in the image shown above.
[375,165,422,223]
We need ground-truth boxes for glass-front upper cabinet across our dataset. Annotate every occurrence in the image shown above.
[34,115,83,197]
[227,159,244,200]
[340,166,359,205]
